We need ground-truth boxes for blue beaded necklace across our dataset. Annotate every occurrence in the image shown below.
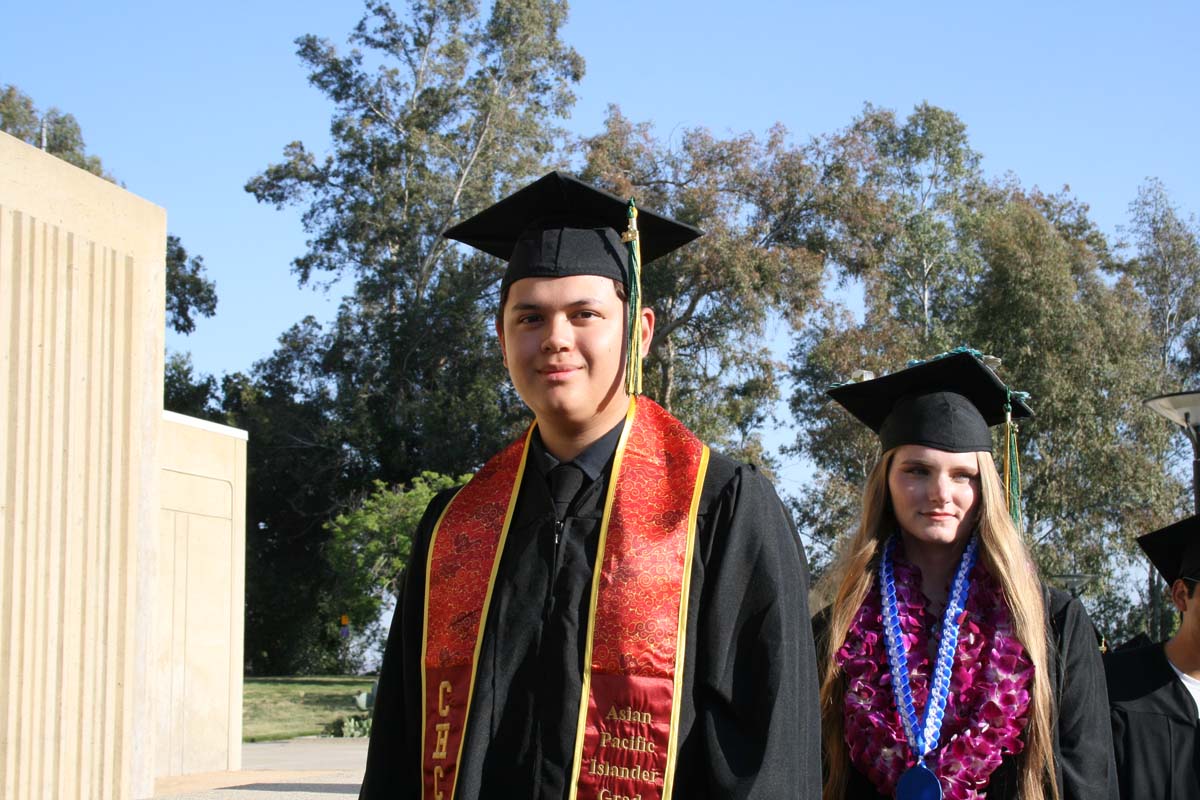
[880,533,979,800]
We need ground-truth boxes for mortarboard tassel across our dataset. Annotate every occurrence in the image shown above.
[1003,388,1023,533]
[621,199,644,395]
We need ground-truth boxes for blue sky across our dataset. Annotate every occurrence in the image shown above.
[3,0,1197,492]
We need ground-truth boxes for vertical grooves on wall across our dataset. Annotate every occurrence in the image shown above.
[0,208,23,800]
[180,514,191,764]
[113,252,135,800]
[2,139,164,799]
[14,210,36,800]
[0,205,14,800]
[78,238,101,800]
[97,245,116,800]
[59,230,86,800]
[53,230,78,799]
[29,220,54,797]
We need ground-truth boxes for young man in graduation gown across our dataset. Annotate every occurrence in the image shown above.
[358,172,821,800]
[1105,515,1200,798]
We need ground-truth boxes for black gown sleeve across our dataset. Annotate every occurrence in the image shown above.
[1049,591,1119,800]
[359,488,458,800]
[678,463,822,799]
[1108,705,1130,798]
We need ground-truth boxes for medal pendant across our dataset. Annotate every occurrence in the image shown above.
[896,762,942,800]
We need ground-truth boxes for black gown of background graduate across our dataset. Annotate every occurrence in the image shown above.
[360,425,822,799]
[814,586,1117,799]
[1106,641,1200,799]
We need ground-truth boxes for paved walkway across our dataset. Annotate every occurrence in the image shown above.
[153,739,368,800]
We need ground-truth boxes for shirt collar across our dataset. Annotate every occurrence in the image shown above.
[532,418,626,482]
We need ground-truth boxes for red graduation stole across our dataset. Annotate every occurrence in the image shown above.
[420,396,709,800]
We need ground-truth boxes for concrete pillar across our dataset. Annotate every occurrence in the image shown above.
[156,411,247,782]
[0,130,166,800]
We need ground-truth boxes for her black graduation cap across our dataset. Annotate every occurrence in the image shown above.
[444,171,702,395]
[1138,516,1200,586]
[827,348,1033,525]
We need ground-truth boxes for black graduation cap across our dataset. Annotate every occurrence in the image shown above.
[1138,515,1200,586]
[827,350,1033,453]
[443,171,703,296]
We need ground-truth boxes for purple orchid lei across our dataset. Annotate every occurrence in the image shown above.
[835,547,1034,799]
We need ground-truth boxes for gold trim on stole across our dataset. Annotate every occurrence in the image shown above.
[662,444,709,798]
[568,398,639,794]
[419,491,460,800]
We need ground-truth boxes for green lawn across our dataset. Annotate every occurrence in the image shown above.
[243,676,376,742]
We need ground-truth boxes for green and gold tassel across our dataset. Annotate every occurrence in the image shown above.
[621,199,644,395]
[1003,388,1023,532]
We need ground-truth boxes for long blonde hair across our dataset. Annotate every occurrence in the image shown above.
[818,448,1056,800]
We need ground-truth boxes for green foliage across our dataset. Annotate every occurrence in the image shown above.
[244,0,583,483]
[1107,178,1200,638]
[784,104,987,567]
[164,351,222,420]
[326,473,468,628]
[0,84,37,139]
[808,102,987,347]
[323,713,373,738]
[965,192,1175,634]
[1116,178,1200,388]
[239,0,583,672]
[786,103,1189,637]
[0,84,112,179]
[787,308,924,574]
[166,235,218,335]
[577,107,825,465]
[222,320,374,675]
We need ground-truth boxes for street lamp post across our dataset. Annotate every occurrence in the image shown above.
[1144,390,1200,514]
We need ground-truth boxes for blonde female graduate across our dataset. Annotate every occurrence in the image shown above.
[813,350,1116,800]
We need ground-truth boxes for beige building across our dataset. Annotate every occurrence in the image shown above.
[157,411,247,780]
[0,131,248,799]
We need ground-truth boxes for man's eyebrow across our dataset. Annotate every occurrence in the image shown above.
[508,298,606,312]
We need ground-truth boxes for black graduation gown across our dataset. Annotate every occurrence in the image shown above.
[814,586,1117,799]
[1105,642,1200,799]
[360,438,821,799]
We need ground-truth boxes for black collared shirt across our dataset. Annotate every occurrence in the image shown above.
[529,420,625,514]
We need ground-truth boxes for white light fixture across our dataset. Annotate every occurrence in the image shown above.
[1145,390,1200,514]
[1049,573,1098,598]
[1145,391,1200,433]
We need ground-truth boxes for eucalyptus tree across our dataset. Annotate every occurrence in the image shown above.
[241,0,583,671]
[1108,180,1200,637]
[784,102,989,571]
[576,106,825,465]
[783,106,1172,640]
[247,0,583,483]
[1118,178,1200,388]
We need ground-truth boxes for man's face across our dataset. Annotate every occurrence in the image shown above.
[496,274,631,431]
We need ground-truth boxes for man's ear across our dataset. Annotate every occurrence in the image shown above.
[638,306,655,358]
[495,317,508,368]
[1171,579,1192,614]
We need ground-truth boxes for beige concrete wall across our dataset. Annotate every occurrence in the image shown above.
[0,131,166,800]
[156,411,247,780]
